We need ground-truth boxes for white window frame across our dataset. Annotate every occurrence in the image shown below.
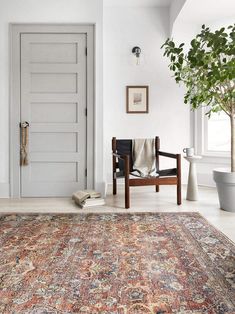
[193,108,230,164]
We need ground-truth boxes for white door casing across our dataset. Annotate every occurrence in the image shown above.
[10,25,94,197]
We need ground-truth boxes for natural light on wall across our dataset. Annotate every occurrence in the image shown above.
[207,112,230,152]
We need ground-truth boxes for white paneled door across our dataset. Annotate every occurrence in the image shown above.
[20,33,87,196]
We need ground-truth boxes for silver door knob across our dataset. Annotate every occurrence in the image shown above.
[20,121,29,128]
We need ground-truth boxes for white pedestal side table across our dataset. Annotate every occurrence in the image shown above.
[184,156,202,201]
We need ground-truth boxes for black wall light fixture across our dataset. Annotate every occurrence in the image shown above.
[132,46,141,65]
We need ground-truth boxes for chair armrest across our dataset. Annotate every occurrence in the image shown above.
[159,151,179,159]
[112,152,129,161]
[112,153,130,177]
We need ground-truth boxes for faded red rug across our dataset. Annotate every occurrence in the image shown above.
[0,213,234,314]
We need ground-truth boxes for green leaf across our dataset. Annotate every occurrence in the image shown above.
[161,23,235,125]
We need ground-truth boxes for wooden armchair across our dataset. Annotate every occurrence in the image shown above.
[112,136,181,208]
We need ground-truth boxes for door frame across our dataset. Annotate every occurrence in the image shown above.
[10,24,95,197]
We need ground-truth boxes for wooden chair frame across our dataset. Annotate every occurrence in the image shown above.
[112,136,182,208]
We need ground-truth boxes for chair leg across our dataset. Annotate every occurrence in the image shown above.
[125,182,130,209]
[155,185,159,192]
[112,150,117,195]
[124,155,130,209]
[113,176,117,195]
[176,154,182,205]
[177,183,181,205]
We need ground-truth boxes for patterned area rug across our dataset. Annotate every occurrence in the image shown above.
[0,213,234,314]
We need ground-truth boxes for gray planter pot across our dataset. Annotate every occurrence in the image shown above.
[213,168,235,212]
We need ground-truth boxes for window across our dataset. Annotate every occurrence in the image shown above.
[206,111,230,153]
[194,108,230,159]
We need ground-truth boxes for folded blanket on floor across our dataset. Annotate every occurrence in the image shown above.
[132,138,156,177]
[72,190,101,205]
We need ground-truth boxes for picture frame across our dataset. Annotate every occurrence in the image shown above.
[126,86,149,114]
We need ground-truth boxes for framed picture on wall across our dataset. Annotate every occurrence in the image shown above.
[126,86,149,113]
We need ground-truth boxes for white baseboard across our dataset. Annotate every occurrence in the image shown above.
[198,174,216,187]
[0,183,10,198]
[0,182,108,198]
[95,181,107,197]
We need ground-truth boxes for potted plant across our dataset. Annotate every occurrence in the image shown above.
[161,24,235,212]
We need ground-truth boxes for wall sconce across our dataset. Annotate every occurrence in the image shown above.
[132,46,141,65]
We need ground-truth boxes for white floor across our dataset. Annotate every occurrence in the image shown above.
[0,185,234,243]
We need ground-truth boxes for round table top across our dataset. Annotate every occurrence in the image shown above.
[184,155,202,162]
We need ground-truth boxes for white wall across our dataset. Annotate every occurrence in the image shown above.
[103,6,190,185]
[169,0,186,35]
[2,0,230,197]
[0,0,104,196]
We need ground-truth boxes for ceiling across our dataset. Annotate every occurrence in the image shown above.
[104,0,235,22]
[179,0,235,23]
[104,0,173,7]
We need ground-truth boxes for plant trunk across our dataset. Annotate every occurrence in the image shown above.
[231,114,235,172]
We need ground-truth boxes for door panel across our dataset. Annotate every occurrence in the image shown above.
[20,33,87,197]
[31,102,77,123]
[30,42,77,64]
[31,73,78,93]
[30,163,77,182]
[30,133,77,152]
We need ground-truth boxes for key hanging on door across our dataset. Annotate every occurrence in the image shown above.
[20,121,29,166]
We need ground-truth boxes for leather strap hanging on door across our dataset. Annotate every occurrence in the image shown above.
[20,122,29,166]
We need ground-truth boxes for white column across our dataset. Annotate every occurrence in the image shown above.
[184,156,202,201]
